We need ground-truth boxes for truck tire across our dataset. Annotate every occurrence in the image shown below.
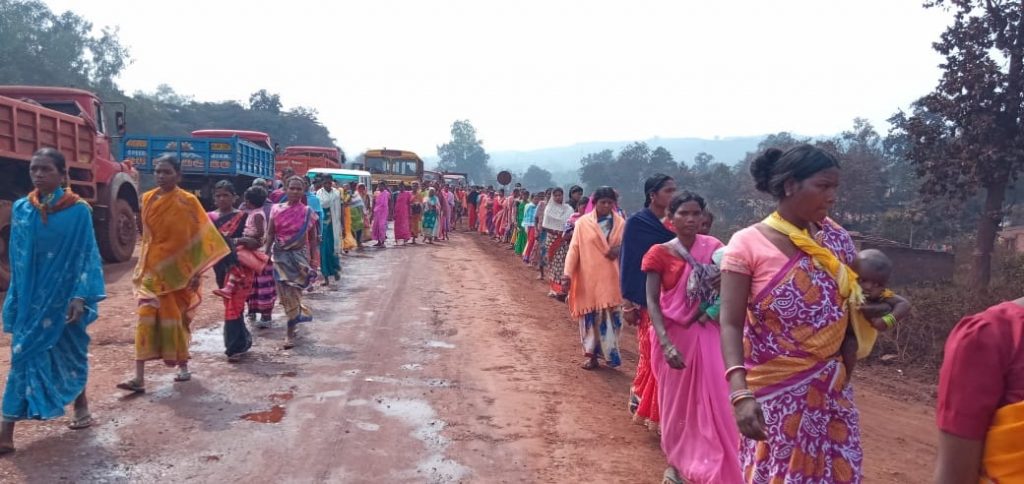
[96,198,137,263]
[0,200,11,291]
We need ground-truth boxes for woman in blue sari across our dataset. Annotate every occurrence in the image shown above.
[0,148,106,454]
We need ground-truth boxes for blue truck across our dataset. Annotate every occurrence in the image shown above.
[122,129,276,206]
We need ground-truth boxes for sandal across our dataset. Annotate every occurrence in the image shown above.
[68,413,94,430]
[116,379,146,393]
[581,359,599,370]
[174,370,191,382]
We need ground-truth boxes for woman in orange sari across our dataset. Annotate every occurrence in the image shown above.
[118,155,230,393]
[719,145,861,483]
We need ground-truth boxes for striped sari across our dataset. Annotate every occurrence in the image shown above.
[133,188,230,365]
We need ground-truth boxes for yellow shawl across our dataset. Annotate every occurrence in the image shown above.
[564,211,625,318]
[763,212,875,358]
[133,187,230,301]
[982,400,1024,483]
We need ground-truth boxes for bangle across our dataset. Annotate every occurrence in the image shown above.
[882,313,897,330]
[729,389,756,406]
[724,366,749,380]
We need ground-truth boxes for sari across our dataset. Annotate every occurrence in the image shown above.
[564,211,625,366]
[372,189,390,243]
[424,195,441,237]
[478,195,491,235]
[548,212,582,294]
[621,208,675,427]
[271,202,316,327]
[134,188,229,365]
[514,201,529,255]
[246,207,277,321]
[2,188,105,420]
[721,219,863,483]
[340,190,358,251]
[394,189,413,241]
[208,210,254,357]
[936,301,1024,483]
[643,237,741,483]
[316,188,342,278]
[409,189,423,238]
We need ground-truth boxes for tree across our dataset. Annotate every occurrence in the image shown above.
[0,0,129,89]
[436,120,494,184]
[520,165,556,192]
[891,0,1024,287]
[249,89,282,114]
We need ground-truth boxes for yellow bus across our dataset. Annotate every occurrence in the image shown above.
[358,149,424,187]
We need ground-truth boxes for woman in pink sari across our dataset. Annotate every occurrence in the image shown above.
[643,191,740,484]
[371,182,390,248]
[393,183,413,245]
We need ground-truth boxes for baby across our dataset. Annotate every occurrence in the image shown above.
[841,249,913,375]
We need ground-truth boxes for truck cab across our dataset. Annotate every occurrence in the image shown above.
[0,86,139,290]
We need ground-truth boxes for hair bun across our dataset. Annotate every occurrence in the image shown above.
[751,148,784,194]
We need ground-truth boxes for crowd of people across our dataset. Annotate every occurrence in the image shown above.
[456,145,1022,483]
[0,146,1020,484]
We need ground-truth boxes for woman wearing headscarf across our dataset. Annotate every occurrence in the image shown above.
[316,176,343,285]
[644,191,739,484]
[422,187,440,244]
[371,182,390,248]
[562,187,625,370]
[349,183,368,249]
[0,149,105,453]
[621,174,677,430]
[539,188,572,281]
[119,155,229,392]
[720,145,863,482]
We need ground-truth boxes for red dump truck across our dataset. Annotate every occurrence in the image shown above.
[0,86,140,290]
[275,145,342,178]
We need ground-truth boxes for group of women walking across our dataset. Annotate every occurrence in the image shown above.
[374,181,460,246]
[465,143,1022,483]
[0,146,1020,483]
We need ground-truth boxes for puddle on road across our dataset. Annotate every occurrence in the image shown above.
[189,327,224,353]
[425,341,455,349]
[348,420,381,432]
[374,397,469,481]
[400,363,423,371]
[315,390,347,401]
[241,405,286,423]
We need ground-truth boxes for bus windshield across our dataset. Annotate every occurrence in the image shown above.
[365,157,388,174]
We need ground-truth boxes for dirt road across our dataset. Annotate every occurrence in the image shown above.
[0,232,937,483]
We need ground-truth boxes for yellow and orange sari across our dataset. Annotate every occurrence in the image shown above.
[133,187,230,365]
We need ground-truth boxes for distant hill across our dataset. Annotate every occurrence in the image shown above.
[426,136,770,184]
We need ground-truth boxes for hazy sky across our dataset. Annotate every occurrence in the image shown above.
[45,0,952,157]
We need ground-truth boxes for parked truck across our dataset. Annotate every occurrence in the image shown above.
[275,145,342,178]
[123,129,276,207]
[0,85,140,291]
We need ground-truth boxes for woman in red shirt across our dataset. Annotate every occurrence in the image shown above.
[935,298,1024,483]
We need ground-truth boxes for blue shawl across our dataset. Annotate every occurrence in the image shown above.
[2,188,105,420]
[619,207,674,307]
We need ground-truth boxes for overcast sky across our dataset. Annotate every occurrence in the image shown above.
[44,0,952,156]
